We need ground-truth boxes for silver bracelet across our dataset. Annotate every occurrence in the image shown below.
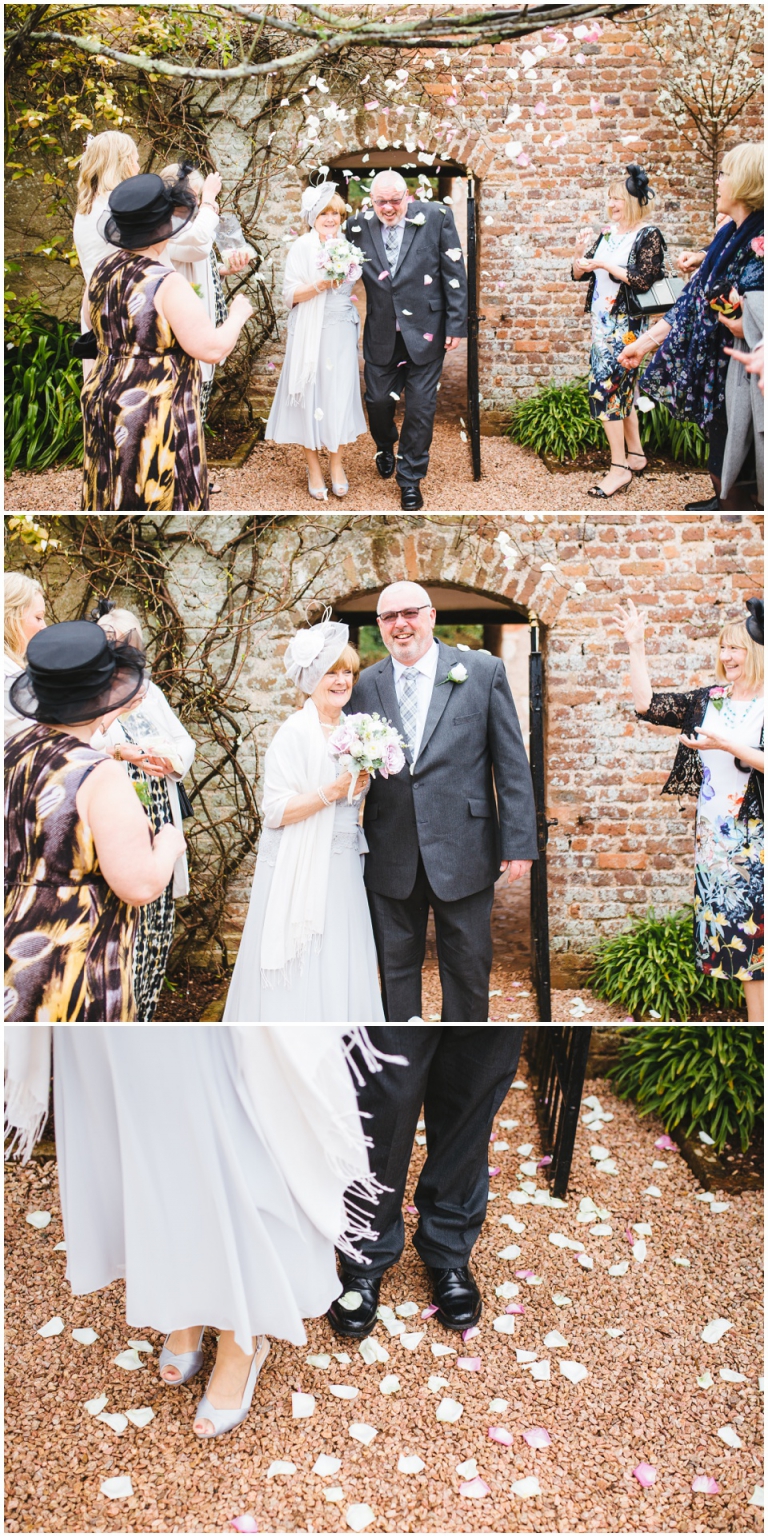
[317,786,332,807]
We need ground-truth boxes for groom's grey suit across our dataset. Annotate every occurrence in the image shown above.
[350,640,537,1022]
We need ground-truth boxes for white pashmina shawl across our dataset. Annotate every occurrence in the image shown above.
[283,229,327,405]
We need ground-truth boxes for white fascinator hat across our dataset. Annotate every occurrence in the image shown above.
[284,606,350,694]
[301,181,341,228]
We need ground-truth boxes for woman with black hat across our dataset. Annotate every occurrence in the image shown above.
[4,622,186,1021]
[80,171,253,512]
[572,165,666,498]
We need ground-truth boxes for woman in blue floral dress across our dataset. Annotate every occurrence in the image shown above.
[618,143,763,511]
[614,599,764,1023]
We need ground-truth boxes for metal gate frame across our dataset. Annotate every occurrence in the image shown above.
[466,176,481,482]
[527,1026,593,1198]
[529,613,555,1021]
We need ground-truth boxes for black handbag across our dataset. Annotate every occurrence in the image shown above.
[73,329,98,359]
[176,780,195,819]
[627,275,685,317]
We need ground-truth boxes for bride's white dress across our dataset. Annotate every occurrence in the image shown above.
[223,758,385,1022]
[265,279,367,451]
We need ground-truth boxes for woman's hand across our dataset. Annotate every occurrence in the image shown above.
[677,248,706,274]
[140,753,177,778]
[202,172,222,207]
[109,743,147,766]
[229,293,254,325]
[221,248,251,275]
[617,331,659,368]
[611,598,646,647]
[719,312,745,339]
[574,226,594,259]
[680,728,734,754]
[328,768,367,801]
[352,769,370,799]
[155,822,187,862]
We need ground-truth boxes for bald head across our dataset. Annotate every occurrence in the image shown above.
[370,170,408,197]
[377,582,436,665]
[370,169,409,225]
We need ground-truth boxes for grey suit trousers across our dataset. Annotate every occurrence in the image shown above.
[364,332,444,486]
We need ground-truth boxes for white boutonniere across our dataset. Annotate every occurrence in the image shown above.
[439,662,468,685]
[407,212,426,226]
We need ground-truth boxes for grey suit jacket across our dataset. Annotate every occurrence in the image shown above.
[343,200,468,367]
[349,641,538,902]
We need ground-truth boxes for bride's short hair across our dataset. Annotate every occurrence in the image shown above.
[320,193,347,218]
[327,643,360,677]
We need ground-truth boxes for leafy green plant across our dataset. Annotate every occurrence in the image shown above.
[505,377,708,466]
[589,906,744,1022]
[637,398,708,467]
[608,1025,763,1151]
[5,298,83,476]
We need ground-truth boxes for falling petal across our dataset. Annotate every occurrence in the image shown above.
[423,275,433,284]
[460,1478,490,1498]
[37,1317,65,1338]
[313,407,324,421]
[691,1475,720,1494]
[559,1360,588,1384]
[488,1426,514,1445]
[125,1407,154,1428]
[436,1398,463,1422]
[423,332,433,341]
[100,1476,133,1499]
[523,1426,552,1449]
[291,1392,316,1418]
[511,1476,541,1497]
[345,1504,375,1532]
[398,1454,425,1473]
[701,1318,733,1344]
[632,1463,657,1487]
[26,1211,52,1228]
[266,1461,297,1477]
[717,1424,742,1448]
[329,1385,359,1399]
[96,1412,127,1435]
[349,1423,378,1445]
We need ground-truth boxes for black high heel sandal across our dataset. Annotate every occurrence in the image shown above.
[627,451,647,477]
[588,464,633,499]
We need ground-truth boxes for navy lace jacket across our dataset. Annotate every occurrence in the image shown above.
[637,685,763,823]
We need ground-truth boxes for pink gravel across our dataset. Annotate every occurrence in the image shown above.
[5,1073,763,1533]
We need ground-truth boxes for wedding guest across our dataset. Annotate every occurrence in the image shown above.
[73,130,140,378]
[4,621,185,1021]
[720,289,764,509]
[725,339,765,395]
[4,572,46,740]
[265,182,367,500]
[81,172,253,511]
[618,142,763,511]
[5,1025,386,1439]
[91,605,196,1021]
[613,598,764,1023]
[223,615,384,1022]
[571,164,666,497]
[328,1026,526,1339]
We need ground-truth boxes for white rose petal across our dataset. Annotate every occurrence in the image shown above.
[431,1342,456,1357]
[349,1422,378,1445]
[516,1349,538,1363]
[549,1233,584,1252]
[749,1486,765,1507]
[37,1317,65,1338]
[307,1353,331,1369]
[702,1318,733,1345]
[697,1370,715,1388]
[359,1338,389,1365]
[710,1202,730,1212]
[396,1302,420,1317]
[379,1374,401,1395]
[26,1211,52,1228]
[381,1316,406,1336]
[428,1375,450,1393]
[125,1407,154,1428]
[493,1316,516,1335]
[698,1130,715,1145]
[543,1331,568,1348]
[436,1398,463,1422]
[446,248,462,260]
[325,1487,345,1503]
[696,1192,716,1203]
[329,1385,359,1399]
[552,1294,573,1307]
[84,1394,109,1415]
[489,1397,509,1413]
[719,1368,747,1383]
[609,1261,630,1276]
[606,1328,625,1338]
[596,1158,618,1174]
[498,1244,522,1260]
[457,1457,478,1479]
[590,1224,613,1236]
[499,1216,526,1233]
[399,1332,425,1351]
[511,1475,541,1498]
[529,1359,551,1380]
[643,1186,662,1198]
[633,1224,653,1236]
[73,1329,99,1345]
[126,1339,153,1354]
[267,1461,297,1476]
[508,1191,532,1205]
[96,1411,128,1435]
[559,1360,588,1384]
[333,1352,352,1365]
[114,1348,145,1371]
[495,1281,520,1299]
[313,1454,342,1476]
[398,1454,425,1473]
[53,1242,67,1252]
[632,1239,647,1263]
[100,1476,133,1500]
[590,1145,611,1162]
[717,1424,742,1448]
[292,1392,316,1418]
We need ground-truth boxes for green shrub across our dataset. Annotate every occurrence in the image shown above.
[505,377,708,467]
[589,906,743,1022]
[5,297,83,476]
[608,1025,763,1152]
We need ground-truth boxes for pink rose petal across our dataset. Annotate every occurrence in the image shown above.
[488,1426,514,1445]
[515,1269,537,1280]
[489,1132,497,1143]
[364,100,379,110]
[625,1227,636,1246]
[423,332,433,341]
[421,1304,439,1318]
[633,1463,657,1488]
[462,1326,480,1342]
[534,102,547,116]
[516,153,530,168]
[460,1477,490,1499]
[523,1426,552,1449]
[406,1205,418,1214]
[692,1475,720,1494]
[488,1166,501,1177]
[538,1155,553,1168]
[505,1303,525,1315]
[654,1135,677,1151]
[231,1518,259,1533]
[457,1357,482,1371]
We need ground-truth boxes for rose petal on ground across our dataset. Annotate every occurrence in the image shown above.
[697,1370,714,1388]
[633,1462,657,1487]
[399,1332,424,1351]
[37,1317,65,1337]
[125,1407,154,1427]
[488,1166,501,1177]
[291,1392,316,1418]
[458,1357,482,1371]
[73,1329,99,1345]
[749,1486,765,1507]
[396,1302,419,1317]
[609,1261,630,1276]
[719,1368,747,1382]
[431,1342,456,1356]
[606,1328,625,1338]
[398,1454,425,1473]
[325,1488,344,1503]
[633,1224,653,1237]
[652,1161,667,1169]
[516,1349,538,1362]
[643,1186,662,1198]
[329,1385,359,1399]
[126,1339,153,1353]
[559,1360,588,1384]
[498,1245,522,1260]
[489,1398,509,1412]
[702,1318,733,1344]
[53,1241,67,1251]
[96,1412,128,1435]
[494,1316,516,1335]
[590,1224,613,1236]
[519,1161,539,1177]
[26,1211,52,1228]
[549,1233,584,1251]
[428,1375,450,1392]
[84,1394,109,1415]
[421,1305,439,1318]
[349,1423,378,1445]
[495,1281,520,1299]
[379,1375,400,1394]
[462,1326,481,1341]
[505,1303,525,1315]
[231,1515,259,1532]
[456,1457,478,1479]
[596,1158,618,1174]
[717,1424,742,1448]
[381,1317,406,1336]
[710,1202,730,1212]
[113,1348,145,1371]
[499,1216,526,1233]
[488,1425,514,1445]
[590,1145,610,1161]
[529,1359,551,1380]
[552,1294,573,1306]
[460,1478,490,1498]
[266,1461,297,1477]
[100,1476,133,1499]
[523,1426,552,1449]
[509,1191,532,1205]
[339,1291,363,1310]
[436,1398,463,1422]
[516,1268,537,1278]
[672,1256,691,1266]
[543,1331,568,1348]
[313,1455,342,1476]
[698,1131,715,1145]
[307,1353,331,1368]
[511,1476,541,1497]
[576,1254,594,1270]
[345,1503,375,1531]
[692,1475,720,1493]
[359,1338,389,1365]
[655,1135,677,1150]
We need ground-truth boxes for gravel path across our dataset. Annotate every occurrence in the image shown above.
[3,432,711,513]
[6,1069,763,1534]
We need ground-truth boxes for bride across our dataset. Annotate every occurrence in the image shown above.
[224,614,385,1022]
[265,182,367,500]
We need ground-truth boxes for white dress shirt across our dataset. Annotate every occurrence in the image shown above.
[392,640,440,761]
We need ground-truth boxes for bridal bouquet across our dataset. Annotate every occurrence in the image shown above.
[328,712,406,801]
[316,235,367,285]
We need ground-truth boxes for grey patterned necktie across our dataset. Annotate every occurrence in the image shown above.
[384,224,400,273]
[398,668,420,758]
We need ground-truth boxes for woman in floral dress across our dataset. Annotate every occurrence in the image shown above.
[614,599,764,1023]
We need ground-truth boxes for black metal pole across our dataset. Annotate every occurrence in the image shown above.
[551,1028,593,1198]
[529,614,552,1022]
[466,174,481,481]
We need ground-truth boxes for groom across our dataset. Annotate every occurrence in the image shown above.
[344,172,468,511]
[349,581,537,1023]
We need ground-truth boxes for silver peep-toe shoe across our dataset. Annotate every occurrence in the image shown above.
[331,478,349,498]
[159,1326,206,1385]
[194,1335,270,1438]
[307,469,328,501]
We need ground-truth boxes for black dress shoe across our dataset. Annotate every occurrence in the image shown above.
[426,1264,482,1331]
[375,448,396,479]
[684,494,720,510]
[400,483,424,510]
[326,1271,381,1339]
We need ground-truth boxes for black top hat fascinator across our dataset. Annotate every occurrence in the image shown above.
[97,172,197,250]
[625,164,654,207]
[745,598,764,646]
[10,621,147,726]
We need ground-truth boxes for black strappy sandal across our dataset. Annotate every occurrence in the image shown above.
[588,464,633,499]
[627,451,647,477]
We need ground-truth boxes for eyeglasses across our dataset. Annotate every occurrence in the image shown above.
[377,604,431,626]
[372,194,406,208]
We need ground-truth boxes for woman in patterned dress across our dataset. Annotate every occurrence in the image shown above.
[81,172,253,512]
[91,606,196,1021]
[614,598,764,1023]
[4,622,186,1022]
[572,165,666,498]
